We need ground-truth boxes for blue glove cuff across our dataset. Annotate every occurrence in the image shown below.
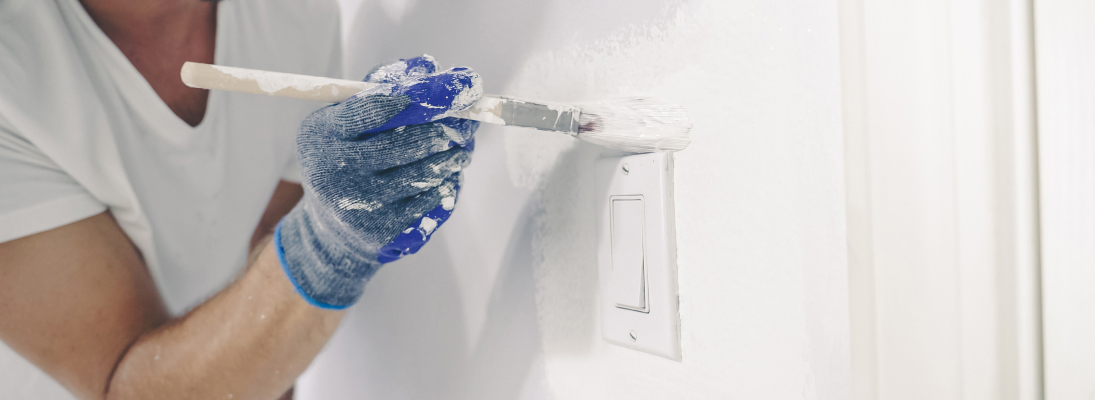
[274,220,359,310]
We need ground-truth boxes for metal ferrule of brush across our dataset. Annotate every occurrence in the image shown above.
[451,95,581,135]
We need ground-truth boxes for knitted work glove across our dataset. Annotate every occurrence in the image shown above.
[274,55,481,309]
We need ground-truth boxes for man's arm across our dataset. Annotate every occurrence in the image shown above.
[0,54,482,399]
[0,208,342,400]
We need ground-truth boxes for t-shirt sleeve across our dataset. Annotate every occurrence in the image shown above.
[0,116,107,243]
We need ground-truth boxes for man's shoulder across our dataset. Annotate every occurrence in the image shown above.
[0,0,67,52]
[0,0,88,125]
[0,0,33,24]
[0,0,63,84]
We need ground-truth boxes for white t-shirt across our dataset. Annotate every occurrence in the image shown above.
[0,0,341,397]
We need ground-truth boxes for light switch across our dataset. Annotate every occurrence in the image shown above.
[610,197,648,312]
[596,152,681,361]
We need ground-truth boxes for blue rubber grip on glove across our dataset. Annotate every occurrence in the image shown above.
[275,55,481,309]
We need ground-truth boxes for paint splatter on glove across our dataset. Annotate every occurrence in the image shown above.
[275,55,481,309]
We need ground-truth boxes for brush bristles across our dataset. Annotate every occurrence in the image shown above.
[576,98,692,153]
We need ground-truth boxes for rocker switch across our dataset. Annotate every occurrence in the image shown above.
[610,196,648,312]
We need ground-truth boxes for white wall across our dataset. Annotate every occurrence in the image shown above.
[1034,0,1095,398]
[298,0,851,398]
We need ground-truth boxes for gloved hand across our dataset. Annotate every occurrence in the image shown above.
[274,55,481,309]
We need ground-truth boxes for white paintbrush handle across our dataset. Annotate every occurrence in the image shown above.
[181,62,379,102]
[181,62,581,133]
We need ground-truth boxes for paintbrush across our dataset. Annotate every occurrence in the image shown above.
[180,62,691,153]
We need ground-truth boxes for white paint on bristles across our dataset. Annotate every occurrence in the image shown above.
[576,97,692,153]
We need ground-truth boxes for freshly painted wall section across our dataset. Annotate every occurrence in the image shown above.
[298,0,850,398]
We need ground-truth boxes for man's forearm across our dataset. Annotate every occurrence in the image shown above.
[105,237,344,400]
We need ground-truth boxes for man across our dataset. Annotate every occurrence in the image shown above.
[0,0,480,398]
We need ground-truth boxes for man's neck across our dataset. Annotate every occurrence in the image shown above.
[77,0,217,127]
[79,0,210,44]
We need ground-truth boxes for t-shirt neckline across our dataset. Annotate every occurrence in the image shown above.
[62,0,228,136]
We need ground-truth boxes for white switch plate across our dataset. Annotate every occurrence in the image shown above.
[595,152,681,361]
